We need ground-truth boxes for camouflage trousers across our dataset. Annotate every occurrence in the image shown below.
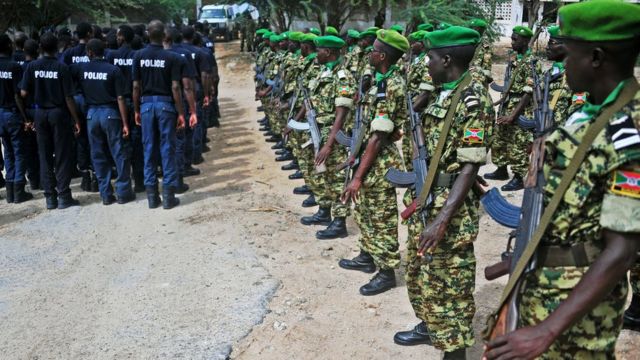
[405,215,426,321]
[315,127,349,217]
[630,261,640,295]
[354,185,399,270]
[491,121,532,177]
[520,267,627,359]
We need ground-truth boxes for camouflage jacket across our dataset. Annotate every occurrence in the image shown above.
[502,50,540,117]
[359,67,408,189]
[294,53,321,111]
[470,34,493,84]
[545,64,586,127]
[308,57,356,127]
[283,51,302,95]
[344,44,363,76]
[421,72,494,208]
[542,81,640,247]
[407,53,434,94]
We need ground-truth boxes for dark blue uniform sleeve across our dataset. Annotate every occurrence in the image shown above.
[18,63,32,91]
[170,54,181,82]
[132,53,141,81]
[59,65,74,97]
[113,68,128,98]
[196,50,212,73]
[12,64,23,93]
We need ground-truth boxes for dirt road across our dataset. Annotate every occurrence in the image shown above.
[0,41,637,360]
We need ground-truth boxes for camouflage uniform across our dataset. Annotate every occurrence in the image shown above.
[545,63,586,127]
[491,51,538,177]
[470,33,493,85]
[267,50,288,132]
[308,58,356,217]
[518,81,640,358]
[631,262,640,295]
[344,44,363,76]
[354,67,407,270]
[403,53,435,170]
[408,73,493,351]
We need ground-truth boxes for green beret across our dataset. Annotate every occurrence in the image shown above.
[408,30,428,42]
[360,26,380,38]
[256,28,269,36]
[547,25,560,38]
[390,24,404,33]
[314,35,346,49]
[262,31,273,40]
[269,34,280,43]
[347,29,360,39]
[438,22,453,30]
[325,26,339,36]
[300,33,318,43]
[468,18,488,29]
[559,0,640,42]
[424,26,480,49]
[513,25,533,38]
[417,23,434,32]
[309,27,321,36]
[280,31,290,40]
[376,29,410,53]
[289,31,304,42]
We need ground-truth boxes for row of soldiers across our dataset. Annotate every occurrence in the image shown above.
[252,0,640,358]
[0,20,220,209]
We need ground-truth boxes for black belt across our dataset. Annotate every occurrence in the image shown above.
[538,242,601,267]
[141,95,173,104]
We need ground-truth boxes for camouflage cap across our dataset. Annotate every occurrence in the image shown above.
[559,0,640,42]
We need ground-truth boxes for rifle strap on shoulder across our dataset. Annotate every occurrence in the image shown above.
[414,73,472,212]
[550,75,567,111]
[496,79,640,308]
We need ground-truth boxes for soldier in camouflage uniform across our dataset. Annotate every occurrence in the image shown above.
[394,27,493,359]
[339,29,409,296]
[484,1,640,358]
[295,35,356,240]
[485,26,538,192]
[468,18,493,86]
[343,30,362,76]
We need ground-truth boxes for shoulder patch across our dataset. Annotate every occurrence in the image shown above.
[463,128,485,144]
[572,92,586,105]
[610,169,640,199]
[608,114,640,151]
[337,69,347,79]
[462,89,480,111]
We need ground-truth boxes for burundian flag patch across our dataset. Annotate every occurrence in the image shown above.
[463,128,484,144]
[572,92,586,105]
[374,113,390,122]
[339,85,351,96]
[611,170,640,199]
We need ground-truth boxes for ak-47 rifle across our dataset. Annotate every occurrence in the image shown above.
[483,70,554,335]
[517,60,542,130]
[335,75,367,188]
[384,90,430,225]
[490,51,513,94]
[287,78,327,174]
[282,77,302,146]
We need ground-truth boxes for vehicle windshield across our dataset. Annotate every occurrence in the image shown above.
[201,9,226,19]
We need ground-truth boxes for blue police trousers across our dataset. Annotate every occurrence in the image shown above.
[74,94,93,171]
[0,108,27,183]
[87,106,133,199]
[140,100,178,189]
[124,100,144,184]
[34,107,75,198]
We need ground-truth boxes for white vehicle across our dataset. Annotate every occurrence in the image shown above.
[199,5,236,41]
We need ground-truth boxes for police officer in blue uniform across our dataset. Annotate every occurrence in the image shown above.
[74,39,135,205]
[12,33,27,66]
[20,32,82,209]
[61,22,96,192]
[164,27,198,194]
[107,24,144,193]
[0,34,32,203]
[132,20,189,210]
[21,39,40,190]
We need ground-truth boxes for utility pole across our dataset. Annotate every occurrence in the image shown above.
[197,0,202,19]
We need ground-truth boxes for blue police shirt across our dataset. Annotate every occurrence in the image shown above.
[132,44,182,97]
[12,50,25,66]
[0,57,23,108]
[20,60,35,107]
[168,44,197,80]
[73,58,127,106]
[106,45,136,98]
[20,56,74,108]
[61,43,90,65]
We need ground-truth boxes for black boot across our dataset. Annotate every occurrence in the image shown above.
[146,185,161,209]
[394,322,431,346]
[266,135,280,143]
[300,207,331,226]
[293,185,312,195]
[275,149,287,156]
[102,195,116,205]
[133,176,145,193]
[162,187,180,209]
[281,161,299,171]
[13,182,34,203]
[5,182,14,203]
[117,192,136,205]
[271,141,284,150]
[193,156,205,165]
[484,166,509,180]
[443,348,467,360]
[45,196,58,210]
[338,251,376,273]
[184,166,201,177]
[359,269,396,296]
[259,125,270,132]
[90,171,99,192]
[263,130,275,137]
[80,170,91,191]
[276,152,294,162]
[501,175,524,191]
[624,294,640,331]
[316,217,348,239]
[257,106,264,112]
[288,170,304,180]
[302,194,317,208]
[176,176,189,194]
[58,193,80,209]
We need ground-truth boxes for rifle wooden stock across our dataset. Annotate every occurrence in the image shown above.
[488,301,509,340]
[401,200,417,220]
[484,258,511,281]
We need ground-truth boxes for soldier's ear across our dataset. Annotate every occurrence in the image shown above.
[442,54,452,68]
[591,47,605,69]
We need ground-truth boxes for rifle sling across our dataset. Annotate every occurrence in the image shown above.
[496,79,640,308]
[414,73,472,212]
[550,76,567,111]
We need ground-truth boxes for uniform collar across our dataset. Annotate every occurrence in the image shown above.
[442,71,469,90]
[581,79,629,118]
[324,57,342,70]
[375,65,399,83]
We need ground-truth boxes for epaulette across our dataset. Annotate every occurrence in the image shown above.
[462,87,480,111]
[608,107,640,151]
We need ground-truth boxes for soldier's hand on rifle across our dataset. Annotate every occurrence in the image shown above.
[496,114,515,125]
[417,217,448,257]
[341,177,362,204]
[283,127,292,137]
[315,144,332,167]
[483,324,555,360]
